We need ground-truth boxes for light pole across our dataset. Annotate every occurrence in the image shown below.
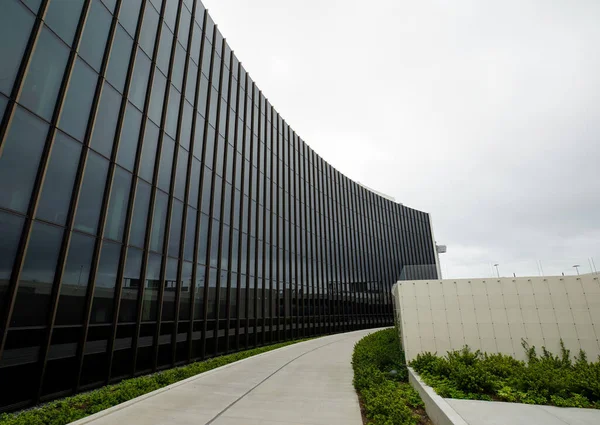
[573,265,580,275]
[494,263,500,278]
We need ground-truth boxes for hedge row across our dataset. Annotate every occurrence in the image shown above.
[410,341,600,409]
[0,338,312,425]
[352,328,427,425]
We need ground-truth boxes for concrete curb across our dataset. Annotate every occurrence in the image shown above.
[67,339,316,425]
[407,367,469,425]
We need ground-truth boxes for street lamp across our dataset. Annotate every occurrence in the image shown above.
[573,265,580,275]
[493,263,500,278]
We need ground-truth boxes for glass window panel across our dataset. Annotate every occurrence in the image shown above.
[117,103,142,171]
[0,0,35,96]
[90,241,121,324]
[0,212,25,316]
[184,206,196,261]
[190,23,201,66]
[150,190,168,252]
[74,151,109,234]
[185,62,198,103]
[37,132,82,225]
[179,261,192,320]
[158,135,175,191]
[0,106,48,214]
[91,82,122,157]
[59,57,97,141]
[164,0,178,30]
[206,267,217,319]
[201,40,211,77]
[106,25,133,93]
[204,126,215,168]
[209,219,219,268]
[148,70,166,125]
[80,0,112,72]
[180,101,193,150]
[162,257,178,320]
[188,158,201,207]
[178,6,191,47]
[139,1,159,55]
[168,199,183,257]
[139,120,159,182]
[157,23,173,74]
[172,44,185,91]
[197,213,209,265]
[193,113,205,158]
[174,149,188,200]
[129,179,151,248]
[166,87,180,138]
[119,247,142,322]
[129,49,151,110]
[193,265,205,319]
[55,232,95,325]
[104,167,132,242]
[20,27,69,120]
[142,253,161,321]
[11,222,63,327]
[200,168,212,214]
[45,0,85,45]
[118,0,142,36]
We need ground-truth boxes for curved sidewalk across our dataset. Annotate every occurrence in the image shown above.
[71,328,382,425]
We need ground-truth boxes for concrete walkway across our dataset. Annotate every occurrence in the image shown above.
[72,328,381,425]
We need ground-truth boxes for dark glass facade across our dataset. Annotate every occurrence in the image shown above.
[0,0,438,412]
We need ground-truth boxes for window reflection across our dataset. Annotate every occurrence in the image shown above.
[142,253,161,321]
[104,167,132,242]
[55,232,95,325]
[45,0,85,45]
[179,262,193,320]
[106,25,133,93]
[90,241,121,324]
[20,27,69,120]
[118,0,142,37]
[79,0,112,72]
[139,120,159,182]
[59,58,98,141]
[129,49,151,110]
[0,107,49,214]
[0,212,25,317]
[116,103,142,171]
[162,258,178,321]
[129,179,151,248]
[150,190,168,252]
[37,132,82,225]
[158,135,175,191]
[139,1,159,56]
[90,82,121,158]
[74,151,109,235]
[11,222,63,327]
[0,0,34,96]
[119,248,143,323]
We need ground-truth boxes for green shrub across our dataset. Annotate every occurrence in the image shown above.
[0,339,312,425]
[352,328,426,425]
[410,341,600,409]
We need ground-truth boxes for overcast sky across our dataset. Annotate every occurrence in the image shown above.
[202,0,600,278]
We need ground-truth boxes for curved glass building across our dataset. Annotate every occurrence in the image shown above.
[0,0,438,411]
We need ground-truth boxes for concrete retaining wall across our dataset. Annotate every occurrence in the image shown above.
[393,275,600,362]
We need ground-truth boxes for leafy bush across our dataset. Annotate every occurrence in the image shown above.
[352,328,427,425]
[410,340,600,409]
[0,339,312,425]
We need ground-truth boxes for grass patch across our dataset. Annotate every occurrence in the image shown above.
[0,338,313,425]
[352,328,430,425]
[410,341,600,409]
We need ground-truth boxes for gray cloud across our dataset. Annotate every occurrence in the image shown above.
[203,0,600,278]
